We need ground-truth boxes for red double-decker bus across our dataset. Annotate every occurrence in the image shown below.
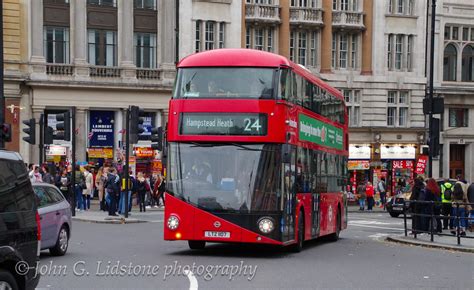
[164,49,348,252]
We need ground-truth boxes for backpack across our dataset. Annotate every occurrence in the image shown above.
[443,186,452,200]
[418,188,427,201]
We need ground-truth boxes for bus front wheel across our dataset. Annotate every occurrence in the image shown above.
[188,241,206,250]
[290,213,304,253]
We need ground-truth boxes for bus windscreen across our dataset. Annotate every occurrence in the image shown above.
[173,68,275,99]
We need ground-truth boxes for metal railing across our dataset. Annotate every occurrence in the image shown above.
[402,200,473,245]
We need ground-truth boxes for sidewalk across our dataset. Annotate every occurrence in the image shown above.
[72,199,164,224]
[386,231,474,253]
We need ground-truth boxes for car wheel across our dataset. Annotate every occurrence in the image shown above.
[389,212,400,218]
[0,269,19,290]
[327,209,341,242]
[50,225,69,256]
[188,241,206,250]
[290,213,304,252]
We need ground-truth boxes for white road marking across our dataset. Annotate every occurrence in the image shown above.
[349,220,402,225]
[348,223,405,231]
[149,220,164,223]
[183,269,198,290]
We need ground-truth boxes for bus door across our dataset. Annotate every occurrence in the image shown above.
[281,145,296,242]
[311,151,320,238]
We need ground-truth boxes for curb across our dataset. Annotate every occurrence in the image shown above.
[72,217,147,224]
[386,236,474,253]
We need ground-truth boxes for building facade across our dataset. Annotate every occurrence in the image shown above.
[21,0,176,172]
[432,0,474,182]
[179,0,242,59]
[3,0,29,153]
[243,0,428,192]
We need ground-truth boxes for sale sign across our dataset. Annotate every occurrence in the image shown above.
[415,155,428,175]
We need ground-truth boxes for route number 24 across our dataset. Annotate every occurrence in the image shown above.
[244,118,262,132]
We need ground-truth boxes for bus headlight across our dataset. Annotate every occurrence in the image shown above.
[258,218,274,234]
[167,215,180,231]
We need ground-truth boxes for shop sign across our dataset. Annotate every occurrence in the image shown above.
[415,155,428,175]
[392,160,414,169]
[349,145,371,160]
[88,148,113,159]
[380,145,416,160]
[299,113,344,150]
[140,113,155,137]
[89,111,115,147]
[46,145,67,156]
[135,147,154,158]
[151,160,163,174]
[348,160,370,170]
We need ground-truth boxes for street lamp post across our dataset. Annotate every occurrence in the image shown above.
[428,0,436,178]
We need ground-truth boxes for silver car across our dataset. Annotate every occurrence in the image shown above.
[33,183,72,256]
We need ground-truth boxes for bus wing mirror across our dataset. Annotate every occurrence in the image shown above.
[282,144,292,163]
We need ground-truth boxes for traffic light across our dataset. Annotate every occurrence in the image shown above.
[44,126,54,145]
[130,106,145,144]
[1,123,12,143]
[56,111,71,141]
[430,118,440,157]
[150,127,163,151]
[22,118,36,144]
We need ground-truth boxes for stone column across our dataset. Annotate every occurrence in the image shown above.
[279,0,290,58]
[160,0,177,85]
[30,0,46,78]
[119,0,136,80]
[75,108,87,162]
[161,109,169,128]
[361,0,373,75]
[320,0,333,74]
[73,0,89,77]
[241,0,246,48]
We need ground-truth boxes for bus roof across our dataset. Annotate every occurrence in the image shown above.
[178,49,291,68]
[178,49,344,101]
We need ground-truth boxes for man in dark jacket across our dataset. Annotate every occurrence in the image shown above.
[468,183,474,230]
[410,176,425,233]
[106,168,120,216]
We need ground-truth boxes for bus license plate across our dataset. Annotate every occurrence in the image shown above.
[204,231,231,238]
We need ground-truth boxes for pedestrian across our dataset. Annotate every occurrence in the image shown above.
[158,173,166,207]
[105,167,120,217]
[42,166,54,184]
[55,168,71,202]
[467,183,474,231]
[440,179,454,230]
[422,178,442,233]
[357,183,366,211]
[82,166,93,211]
[95,167,107,211]
[118,170,134,215]
[74,165,84,211]
[151,174,160,208]
[409,175,425,234]
[451,183,471,236]
[377,177,387,210]
[136,172,148,212]
[29,165,43,184]
[366,182,375,211]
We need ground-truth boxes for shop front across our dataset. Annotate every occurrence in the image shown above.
[380,145,417,195]
[88,111,115,167]
[134,146,155,176]
[348,145,371,197]
[45,145,68,166]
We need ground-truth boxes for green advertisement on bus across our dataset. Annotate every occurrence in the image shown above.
[299,113,344,150]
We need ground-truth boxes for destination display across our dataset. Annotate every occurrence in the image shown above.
[180,113,267,136]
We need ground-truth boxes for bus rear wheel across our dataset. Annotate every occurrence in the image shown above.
[188,241,206,250]
[327,209,341,242]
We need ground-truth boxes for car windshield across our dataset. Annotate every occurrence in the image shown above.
[167,143,282,213]
[173,68,276,99]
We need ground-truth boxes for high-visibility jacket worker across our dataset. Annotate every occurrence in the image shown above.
[441,182,453,203]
